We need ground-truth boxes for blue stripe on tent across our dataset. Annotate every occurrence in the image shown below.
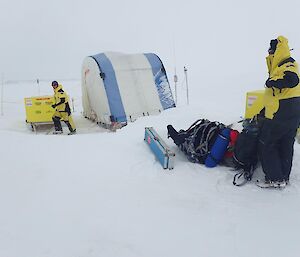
[91,53,127,122]
[144,53,176,110]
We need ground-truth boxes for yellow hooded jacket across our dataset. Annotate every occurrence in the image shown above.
[53,84,70,113]
[264,36,300,119]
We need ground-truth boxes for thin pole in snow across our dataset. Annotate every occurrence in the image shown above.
[184,66,189,105]
[1,73,4,116]
[37,79,40,95]
[72,97,75,112]
[174,72,178,105]
[172,35,178,105]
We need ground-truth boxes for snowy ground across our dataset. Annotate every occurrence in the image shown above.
[1,80,300,257]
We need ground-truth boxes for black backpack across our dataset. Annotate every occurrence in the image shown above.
[168,119,225,164]
[232,119,261,186]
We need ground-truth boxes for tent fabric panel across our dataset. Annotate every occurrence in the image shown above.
[92,53,127,122]
[81,61,92,119]
[82,57,111,124]
[144,53,176,110]
[108,52,151,71]
[106,52,163,121]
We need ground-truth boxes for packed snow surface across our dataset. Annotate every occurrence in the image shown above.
[1,80,300,257]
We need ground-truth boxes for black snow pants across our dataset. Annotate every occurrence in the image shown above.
[258,120,297,181]
[258,98,300,181]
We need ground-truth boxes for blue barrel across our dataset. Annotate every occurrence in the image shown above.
[205,128,231,168]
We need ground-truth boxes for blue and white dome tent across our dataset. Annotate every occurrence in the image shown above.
[81,52,176,126]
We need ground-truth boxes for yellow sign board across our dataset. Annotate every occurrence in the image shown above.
[245,90,264,119]
[24,96,55,123]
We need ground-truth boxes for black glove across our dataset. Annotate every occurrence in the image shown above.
[51,104,56,108]
[265,78,273,88]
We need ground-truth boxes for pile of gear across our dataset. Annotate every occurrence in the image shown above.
[167,117,262,186]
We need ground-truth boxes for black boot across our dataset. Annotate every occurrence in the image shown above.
[67,129,77,135]
[65,121,76,134]
[167,125,187,146]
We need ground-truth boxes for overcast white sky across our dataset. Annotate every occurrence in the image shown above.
[1,0,300,89]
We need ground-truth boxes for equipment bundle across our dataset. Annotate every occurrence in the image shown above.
[145,117,261,186]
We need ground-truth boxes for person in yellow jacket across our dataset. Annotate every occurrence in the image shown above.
[51,81,76,135]
[257,36,300,188]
